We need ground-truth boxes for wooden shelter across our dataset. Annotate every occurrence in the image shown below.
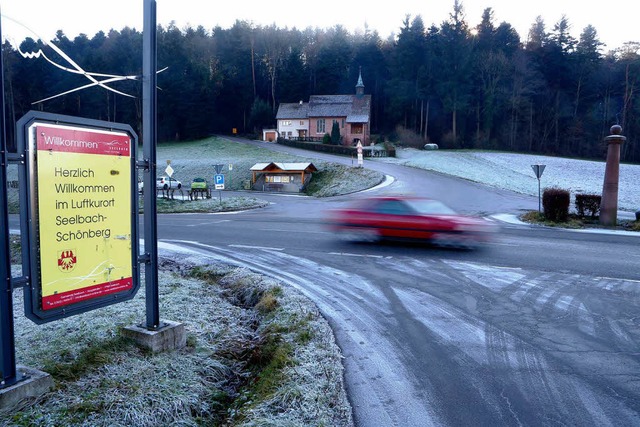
[250,162,318,192]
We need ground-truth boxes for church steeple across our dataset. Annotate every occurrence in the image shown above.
[355,67,364,96]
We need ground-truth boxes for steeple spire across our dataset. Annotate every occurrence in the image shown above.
[355,67,364,96]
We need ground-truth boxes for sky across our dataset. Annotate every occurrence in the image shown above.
[1,0,638,51]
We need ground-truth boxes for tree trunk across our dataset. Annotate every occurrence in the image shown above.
[476,101,480,146]
[271,66,277,113]
[574,75,582,118]
[554,91,560,153]
[452,89,458,144]
[251,36,257,99]
[106,92,111,122]
[621,63,635,160]
[529,102,533,152]
[419,99,424,139]
[424,100,430,141]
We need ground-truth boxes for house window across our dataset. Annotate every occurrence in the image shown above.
[282,120,292,126]
[316,119,325,133]
[342,119,345,128]
[300,121,304,125]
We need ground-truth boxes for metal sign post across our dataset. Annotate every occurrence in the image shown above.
[214,164,224,202]
[214,174,224,202]
[0,11,22,387]
[142,0,161,330]
[531,164,546,213]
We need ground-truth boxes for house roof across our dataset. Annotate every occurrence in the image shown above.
[275,102,309,120]
[308,95,353,117]
[250,162,318,173]
[306,94,371,123]
[275,73,371,124]
[347,114,369,123]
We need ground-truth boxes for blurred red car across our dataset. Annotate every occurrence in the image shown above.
[326,195,498,248]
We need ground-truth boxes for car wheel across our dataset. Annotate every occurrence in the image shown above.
[163,184,168,190]
[177,183,182,189]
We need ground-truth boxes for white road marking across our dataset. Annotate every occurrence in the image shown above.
[187,220,231,226]
[229,244,284,251]
[595,276,640,284]
[328,252,390,259]
[259,228,325,234]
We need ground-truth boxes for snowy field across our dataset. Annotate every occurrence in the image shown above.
[378,149,640,212]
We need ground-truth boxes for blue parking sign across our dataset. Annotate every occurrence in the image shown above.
[214,174,225,189]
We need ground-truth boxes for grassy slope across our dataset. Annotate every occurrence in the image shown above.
[152,137,383,197]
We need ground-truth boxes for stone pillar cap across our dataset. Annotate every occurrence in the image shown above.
[605,125,626,144]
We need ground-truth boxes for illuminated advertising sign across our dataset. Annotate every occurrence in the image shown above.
[20,113,139,323]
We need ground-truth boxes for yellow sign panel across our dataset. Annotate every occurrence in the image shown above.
[35,124,133,310]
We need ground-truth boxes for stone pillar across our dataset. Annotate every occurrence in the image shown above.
[600,125,626,226]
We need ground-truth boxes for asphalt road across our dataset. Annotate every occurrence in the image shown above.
[152,140,640,426]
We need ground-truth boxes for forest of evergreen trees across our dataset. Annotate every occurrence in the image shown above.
[2,1,639,162]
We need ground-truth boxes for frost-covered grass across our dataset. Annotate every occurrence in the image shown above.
[154,196,269,213]
[305,162,384,197]
[150,137,304,192]
[378,149,640,212]
[4,261,353,426]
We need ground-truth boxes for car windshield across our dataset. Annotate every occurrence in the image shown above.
[404,199,456,215]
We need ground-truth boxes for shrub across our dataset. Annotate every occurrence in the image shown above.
[440,131,460,149]
[394,126,424,149]
[575,194,602,218]
[383,141,396,157]
[542,187,570,222]
[330,121,342,145]
[371,134,384,144]
[322,133,331,145]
